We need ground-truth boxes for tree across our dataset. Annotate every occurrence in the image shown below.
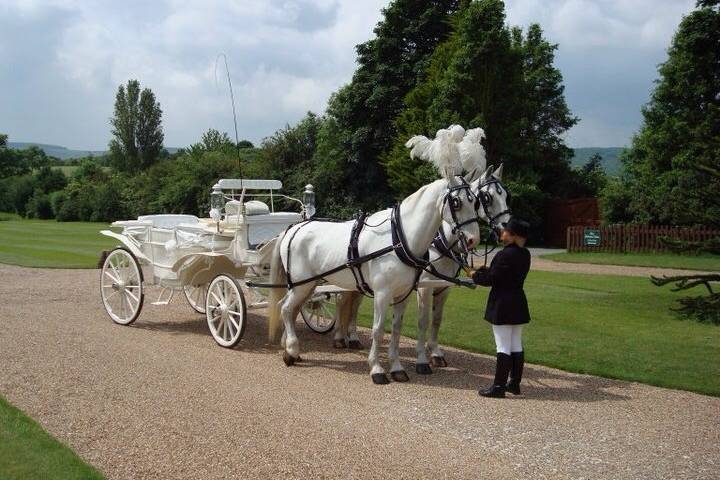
[614,1,720,226]
[316,0,463,211]
[383,0,577,204]
[201,129,234,152]
[109,79,164,172]
[262,112,323,208]
[651,162,720,325]
[0,134,30,179]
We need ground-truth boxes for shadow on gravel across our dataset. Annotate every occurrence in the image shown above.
[131,310,631,403]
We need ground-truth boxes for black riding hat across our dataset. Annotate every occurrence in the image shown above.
[504,218,530,238]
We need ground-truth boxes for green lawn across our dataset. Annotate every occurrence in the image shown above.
[358,270,720,396]
[542,251,720,271]
[0,396,104,479]
[0,218,116,268]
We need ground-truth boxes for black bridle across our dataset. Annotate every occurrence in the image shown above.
[430,175,512,273]
[476,175,512,233]
[440,178,483,256]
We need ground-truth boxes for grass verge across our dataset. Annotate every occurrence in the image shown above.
[0,219,116,268]
[0,396,104,479]
[541,251,720,271]
[357,270,720,396]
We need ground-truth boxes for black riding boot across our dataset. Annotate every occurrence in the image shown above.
[479,353,511,398]
[506,351,524,395]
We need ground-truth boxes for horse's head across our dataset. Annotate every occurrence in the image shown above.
[472,164,512,233]
[440,175,482,252]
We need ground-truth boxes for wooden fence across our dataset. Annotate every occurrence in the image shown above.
[567,224,720,253]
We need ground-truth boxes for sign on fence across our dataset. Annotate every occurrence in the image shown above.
[583,228,601,246]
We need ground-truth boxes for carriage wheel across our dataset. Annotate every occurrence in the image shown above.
[301,292,337,334]
[100,248,144,325]
[184,284,207,314]
[205,274,247,348]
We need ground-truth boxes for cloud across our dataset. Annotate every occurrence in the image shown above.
[505,0,696,146]
[0,0,698,150]
[1,0,385,149]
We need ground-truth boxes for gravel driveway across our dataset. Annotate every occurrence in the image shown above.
[1,264,718,479]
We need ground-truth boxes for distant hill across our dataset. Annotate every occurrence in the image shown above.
[571,147,626,175]
[8,142,180,160]
[8,142,107,160]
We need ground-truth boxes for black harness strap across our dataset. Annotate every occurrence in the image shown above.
[390,203,430,269]
[348,212,374,296]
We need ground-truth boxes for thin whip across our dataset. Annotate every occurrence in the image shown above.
[215,53,242,179]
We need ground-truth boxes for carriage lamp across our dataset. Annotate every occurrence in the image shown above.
[210,184,224,229]
[303,184,316,219]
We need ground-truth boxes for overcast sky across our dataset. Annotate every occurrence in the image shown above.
[0,0,696,150]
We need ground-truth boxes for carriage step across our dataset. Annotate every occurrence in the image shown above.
[151,287,175,305]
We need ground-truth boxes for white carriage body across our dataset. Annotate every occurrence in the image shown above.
[100,179,303,290]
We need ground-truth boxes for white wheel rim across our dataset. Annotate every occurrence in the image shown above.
[184,284,207,313]
[101,250,142,325]
[301,294,336,333]
[206,276,245,347]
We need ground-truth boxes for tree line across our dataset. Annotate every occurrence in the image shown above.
[1,0,716,242]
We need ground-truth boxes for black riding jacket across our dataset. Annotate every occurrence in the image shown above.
[471,243,531,325]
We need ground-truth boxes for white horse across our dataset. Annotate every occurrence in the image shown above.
[267,148,484,383]
[333,165,512,374]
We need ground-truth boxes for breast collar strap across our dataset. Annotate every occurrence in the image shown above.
[347,211,374,296]
[391,203,430,270]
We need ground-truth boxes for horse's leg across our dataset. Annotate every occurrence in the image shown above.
[281,284,315,366]
[347,293,364,350]
[333,292,352,349]
[415,288,433,374]
[368,290,391,385]
[429,288,451,368]
[388,296,410,382]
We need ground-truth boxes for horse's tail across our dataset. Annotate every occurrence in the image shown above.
[267,230,288,343]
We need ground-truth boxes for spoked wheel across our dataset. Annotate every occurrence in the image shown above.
[184,284,207,314]
[205,274,247,348]
[301,292,337,334]
[100,248,144,325]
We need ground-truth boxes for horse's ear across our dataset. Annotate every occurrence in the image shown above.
[493,163,504,180]
[463,168,479,183]
[481,164,494,180]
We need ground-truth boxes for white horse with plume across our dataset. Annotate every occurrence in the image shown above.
[267,126,484,384]
[333,127,512,376]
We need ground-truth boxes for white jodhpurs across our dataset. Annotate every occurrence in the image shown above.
[492,324,524,355]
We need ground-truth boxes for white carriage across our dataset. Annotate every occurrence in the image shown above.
[99,179,339,348]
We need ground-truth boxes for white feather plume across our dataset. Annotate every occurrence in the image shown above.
[458,127,487,177]
[405,126,463,179]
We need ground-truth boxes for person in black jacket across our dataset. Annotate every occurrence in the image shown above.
[471,218,531,398]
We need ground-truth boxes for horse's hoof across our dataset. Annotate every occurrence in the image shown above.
[371,373,390,385]
[416,363,433,375]
[295,355,303,363]
[283,351,298,366]
[431,356,447,368]
[333,339,347,349]
[391,370,410,382]
[348,339,364,350]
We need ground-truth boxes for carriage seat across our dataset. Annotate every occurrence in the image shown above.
[223,211,303,248]
[137,214,200,229]
[224,200,270,217]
